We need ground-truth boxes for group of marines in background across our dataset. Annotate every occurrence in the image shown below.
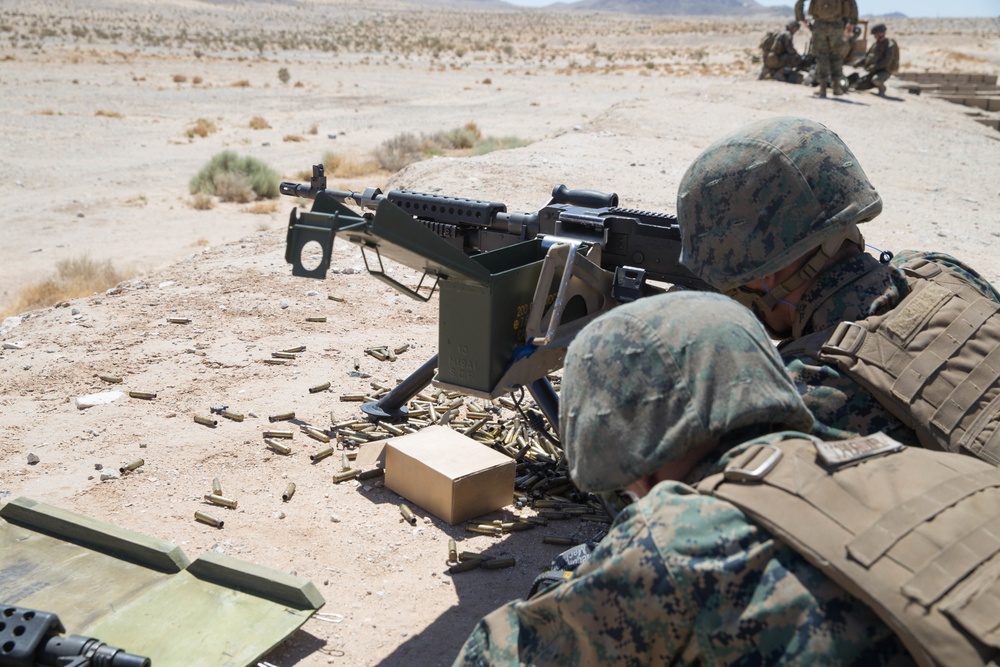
[759,0,900,97]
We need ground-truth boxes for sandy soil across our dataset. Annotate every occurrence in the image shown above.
[1,2,999,665]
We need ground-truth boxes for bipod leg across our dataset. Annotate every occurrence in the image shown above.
[526,377,560,434]
[361,354,438,422]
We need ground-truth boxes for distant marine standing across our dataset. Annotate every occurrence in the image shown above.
[795,0,858,97]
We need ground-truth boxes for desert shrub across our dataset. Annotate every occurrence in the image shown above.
[322,151,379,178]
[277,67,290,84]
[443,122,481,149]
[192,76,203,85]
[473,136,531,155]
[283,134,305,142]
[189,151,279,201]
[248,116,270,130]
[246,200,279,214]
[231,79,251,87]
[186,118,217,138]
[2,256,129,317]
[373,132,425,171]
[95,109,123,118]
[173,74,187,83]
[308,123,318,135]
[190,193,215,210]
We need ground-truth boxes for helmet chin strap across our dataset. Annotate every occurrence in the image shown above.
[727,225,864,316]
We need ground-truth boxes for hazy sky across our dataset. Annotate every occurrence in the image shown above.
[503,0,999,16]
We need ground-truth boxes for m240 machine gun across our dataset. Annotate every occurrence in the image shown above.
[282,165,709,429]
[0,605,150,667]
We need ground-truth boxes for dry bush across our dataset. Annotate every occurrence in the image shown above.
[192,238,210,247]
[308,123,318,135]
[230,79,251,87]
[190,193,215,210]
[34,110,57,116]
[186,118,217,139]
[248,116,270,130]
[322,151,379,178]
[2,256,130,317]
[212,172,256,203]
[172,74,187,83]
[283,134,305,142]
[192,76,203,85]
[294,81,304,88]
[95,109,123,118]
[189,150,279,201]
[246,200,279,214]
[373,132,425,172]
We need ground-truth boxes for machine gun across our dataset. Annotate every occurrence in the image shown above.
[282,165,709,429]
[0,605,150,667]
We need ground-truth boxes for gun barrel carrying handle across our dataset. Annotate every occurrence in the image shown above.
[550,184,618,209]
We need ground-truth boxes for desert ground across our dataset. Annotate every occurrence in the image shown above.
[1,1,999,665]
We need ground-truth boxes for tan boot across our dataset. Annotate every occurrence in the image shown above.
[814,84,827,98]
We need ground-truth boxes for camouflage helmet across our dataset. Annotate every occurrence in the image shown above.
[560,291,813,493]
[676,117,882,292]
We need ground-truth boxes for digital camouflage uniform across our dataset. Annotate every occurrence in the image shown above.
[795,0,858,94]
[676,117,1000,448]
[763,27,803,81]
[453,292,913,666]
[857,30,900,94]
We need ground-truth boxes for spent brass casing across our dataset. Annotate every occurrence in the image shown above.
[502,522,534,532]
[352,357,360,370]
[120,458,144,474]
[448,559,482,574]
[310,446,335,462]
[128,391,156,400]
[264,438,292,455]
[204,494,237,509]
[282,345,307,353]
[167,317,191,324]
[269,411,295,423]
[194,415,218,427]
[466,525,501,536]
[543,536,576,546]
[309,381,331,394]
[340,393,366,402]
[400,504,416,525]
[221,410,244,422]
[356,468,385,480]
[99,375,122,384]
[459,551,487,562]
[263,358,288,365]
[212,477,223,496]
[282,483,296,502]
[393,343,410,355]
[305,316,327,323]
[448,539,458,562]
[263,429,294,439]
[302,426,331,443]
[272,351,298,359]
[481,558,516,570]
[333,468,360,483]
[380,422,405,437]
[328,295,345,302]
[194,511,224,528]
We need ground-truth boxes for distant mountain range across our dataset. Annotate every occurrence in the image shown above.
[548,0,786,14]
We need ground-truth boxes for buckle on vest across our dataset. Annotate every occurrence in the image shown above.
[821,320,866,356]
[724,444,783,483]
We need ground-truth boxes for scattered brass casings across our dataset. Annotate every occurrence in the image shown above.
[194,511,223,529]
[272,351,298,359]
[393,343,410,355]
[352,357,360,371]
[282,345,307,353]
[400,504,416,525]
[212,477,223,496]
[501,522,534,533]
[167,317,191,324]
[448,559,482,574]
[282,483,296,502]
[120,458,144,474]
[309,381,331,394]
[310,446,335,463]
[365,348,388,361]
[194,415,218,427]
[543,536,576,546]
[305,316,327,323]
[459,551,487,562]
[356,468,385,480]
[333,469,360,483]
[302,426,331,443]
[128,391,157,400]
[204,494,238,509]
[268,411,295,423]
[263,429,293,439]
[340,393,366,402]
[99,375,122,384]
[265,438,292,455]
[379,422,405,437]
[448,539,458,562]
[263,359,288,365]
[466,524,501,536]
[328,295,345,302]
[481,558,516,570]
[221,410,244,422]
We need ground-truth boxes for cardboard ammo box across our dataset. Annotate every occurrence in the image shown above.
[384,425,515,524]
